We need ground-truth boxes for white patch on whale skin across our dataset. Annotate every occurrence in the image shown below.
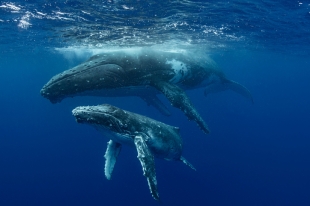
[104,140,121,180]
[166,59,189,83]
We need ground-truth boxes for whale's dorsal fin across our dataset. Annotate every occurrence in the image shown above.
[151,80,209,134]
[104,140,122,180]
[139,95,171,116]
[134,135,160,201]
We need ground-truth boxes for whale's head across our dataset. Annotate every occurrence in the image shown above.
[72,104,129,133]
[40,56,125,103]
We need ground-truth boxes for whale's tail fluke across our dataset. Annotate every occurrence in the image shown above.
[204,79,254,104]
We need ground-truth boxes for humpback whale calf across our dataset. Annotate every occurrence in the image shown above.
[72,104,195,201]
[41,48,253,134]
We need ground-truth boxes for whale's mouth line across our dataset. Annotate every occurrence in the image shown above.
[42,65,98,89]
[73,110,113,117]
[73,108,125,131]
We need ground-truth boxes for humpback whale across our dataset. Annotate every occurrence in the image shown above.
[41,48,253,134]
[72,104,195,201]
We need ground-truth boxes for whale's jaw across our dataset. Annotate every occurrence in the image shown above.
[72,105,138,148]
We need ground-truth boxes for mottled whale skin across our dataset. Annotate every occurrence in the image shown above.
[72,104,195,201]
[41,48,253,134]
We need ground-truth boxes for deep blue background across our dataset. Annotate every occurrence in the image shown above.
[0,49,309,206]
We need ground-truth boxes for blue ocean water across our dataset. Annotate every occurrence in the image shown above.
[1,1,310,205]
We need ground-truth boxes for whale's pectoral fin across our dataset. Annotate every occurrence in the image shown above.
[225,80,254,103]
[180,156,196,171]
[139,95,171,116]
[151,80,209,134]
[204,79,254,104]
[134,135,160,201]
[104,140,122,180]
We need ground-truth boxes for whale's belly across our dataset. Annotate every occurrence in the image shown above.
[94,124,181,160]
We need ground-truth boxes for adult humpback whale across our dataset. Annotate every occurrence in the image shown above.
[72,104,195,201]
[41,48,253,134]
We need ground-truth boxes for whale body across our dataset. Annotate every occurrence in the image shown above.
[72,104,195,201]
[41,48,253,134]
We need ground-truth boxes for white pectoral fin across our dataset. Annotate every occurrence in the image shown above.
[180,156,196,171]
[134,135,160,201]
[104,140,122,180]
